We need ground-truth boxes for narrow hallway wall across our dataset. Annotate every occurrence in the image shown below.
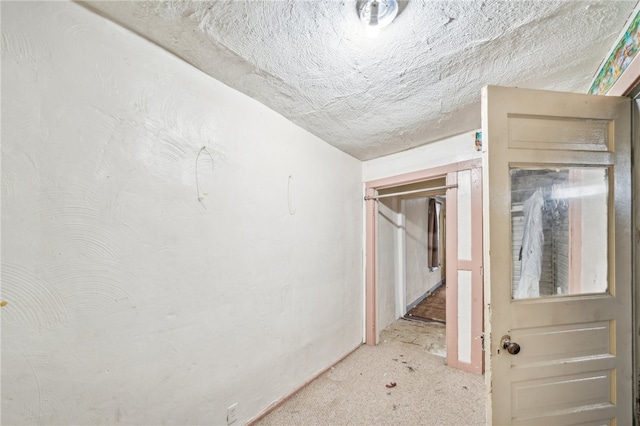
[1,2,363,425]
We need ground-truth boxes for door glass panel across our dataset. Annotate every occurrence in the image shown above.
[510,167,609,299]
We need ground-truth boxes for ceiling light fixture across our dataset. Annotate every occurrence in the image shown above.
[359,0,398,38]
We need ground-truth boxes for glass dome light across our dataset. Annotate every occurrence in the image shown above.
[359,0,398,37]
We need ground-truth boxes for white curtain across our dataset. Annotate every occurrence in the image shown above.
[515,188,545,299]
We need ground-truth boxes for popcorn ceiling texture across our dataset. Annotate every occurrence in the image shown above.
[83,0,637,160]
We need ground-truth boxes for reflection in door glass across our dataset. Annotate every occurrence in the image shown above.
[511,167,609,299]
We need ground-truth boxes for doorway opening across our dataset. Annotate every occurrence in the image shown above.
[376,178,448,357]
[364,159,483,373]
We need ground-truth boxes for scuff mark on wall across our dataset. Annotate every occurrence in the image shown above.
[195,146,215,208]
[287,174,296,215]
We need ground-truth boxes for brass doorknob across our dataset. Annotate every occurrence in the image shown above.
[500,335,521,355]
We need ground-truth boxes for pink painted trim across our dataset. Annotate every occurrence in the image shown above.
[457,260,475,269]
[607,53,640,96]
[444,168,484,375]
[445,172,459,370]
[365,188,378,345]
[366,158,482,190]
[247,343,362,424]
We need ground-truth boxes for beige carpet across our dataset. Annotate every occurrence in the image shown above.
[254,319,484,425]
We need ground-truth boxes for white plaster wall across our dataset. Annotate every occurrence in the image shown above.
[1,2,363,425]
[362,131,481,182]
[404,198,444,307]
[455,170,476,364]
[377,199,398,332]
[457,270,473,364]
[457,170,473,261]
[394,198,407,319]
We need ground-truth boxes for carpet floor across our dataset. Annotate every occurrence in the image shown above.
[254,319,484,425]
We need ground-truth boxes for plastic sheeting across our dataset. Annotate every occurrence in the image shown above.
[514,188,545,299]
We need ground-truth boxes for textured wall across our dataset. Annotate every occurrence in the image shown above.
[1,2,363,424]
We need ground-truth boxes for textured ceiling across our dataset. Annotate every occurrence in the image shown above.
[82,0,638,160]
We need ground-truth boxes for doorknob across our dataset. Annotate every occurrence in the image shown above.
[500,335,521,355]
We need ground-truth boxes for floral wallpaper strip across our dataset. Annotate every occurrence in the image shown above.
[590,10,640,95]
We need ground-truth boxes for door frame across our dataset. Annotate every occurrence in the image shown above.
[595,47,640,422]
[612,61,640,426]
[632,91,640,423]
[364,157,483,373]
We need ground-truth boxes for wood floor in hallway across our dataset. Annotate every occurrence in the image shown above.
[406,283,447,323]
[254,319,484,425]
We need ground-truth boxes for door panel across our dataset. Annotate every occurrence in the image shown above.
[510,321,612,367]
[507,115,612,152]
[482,86,631,425]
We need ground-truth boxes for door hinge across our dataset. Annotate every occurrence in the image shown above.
[480,332,485,351]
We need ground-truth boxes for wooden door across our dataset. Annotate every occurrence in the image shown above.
[482,86,631,425]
